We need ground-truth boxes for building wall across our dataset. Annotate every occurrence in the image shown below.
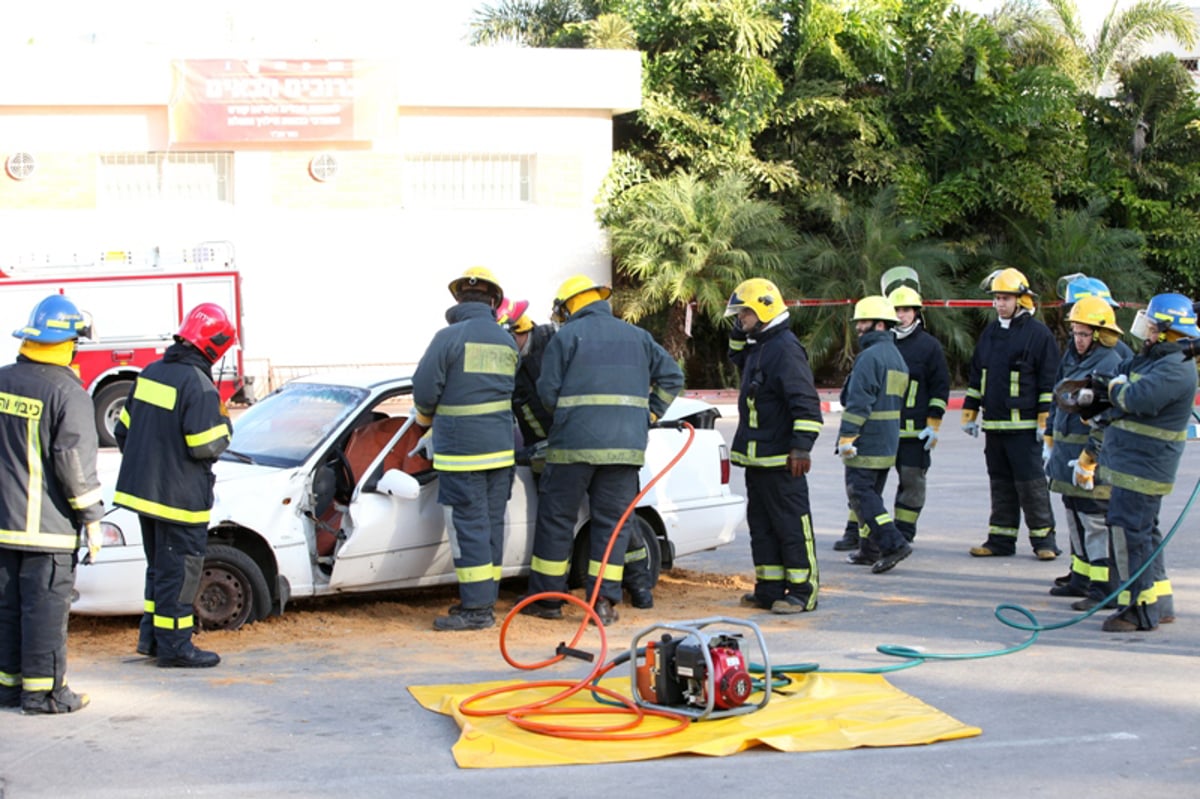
[0,48,641,382]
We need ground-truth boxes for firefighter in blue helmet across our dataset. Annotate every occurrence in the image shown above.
[1090,293,1197,632]
[726,278,824,612]
[521,275,683,626]
[1,295,103,713]
[412,266,518,632]
[114,303,236,667]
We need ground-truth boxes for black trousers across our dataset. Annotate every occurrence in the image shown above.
[744,468,818,608]
[0,548,74,703]
[138,517,208,659]
[983,431,1057,554]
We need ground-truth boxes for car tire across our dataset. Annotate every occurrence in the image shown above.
[196,544,270,631]
[93,380,133,449]
[568,515,662,591]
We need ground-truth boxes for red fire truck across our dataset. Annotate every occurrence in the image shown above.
[0,241,250,447]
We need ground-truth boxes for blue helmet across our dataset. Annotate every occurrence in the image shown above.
[13,295,87,343]
[1085,277,1119,307]
[1061,275,1119,307]
[1146,292,1200,338]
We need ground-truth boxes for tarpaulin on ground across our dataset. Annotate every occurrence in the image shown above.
[410,672,981,768]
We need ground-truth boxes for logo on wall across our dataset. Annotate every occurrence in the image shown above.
[169,59,363,144]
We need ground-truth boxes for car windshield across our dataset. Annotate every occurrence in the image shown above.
[223,382,369,467]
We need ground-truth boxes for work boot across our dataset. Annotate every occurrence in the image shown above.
[518,599,563,620]
[136,635,157,657]
[588,598,619,627]
[740,593,772,610]
[1049,584,1087,598]
[22,685,89,715]
[871,543,913,574]
[158,646,221,668]
[1053,573,1072,587]
[770,595,814,615]
[1,690,20,708]
[969,544,1013,557]
[628,588,654,609]
[1034,547,1060,561]
[832,532,859,552]
[846,539,881,566]
[1101,609,1153,633]
[1071,597,1117,612]
[433,605,495,632]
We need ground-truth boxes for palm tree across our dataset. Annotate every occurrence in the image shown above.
[469,0,602,47]
[791,186,967,378]
[606,170,800,364]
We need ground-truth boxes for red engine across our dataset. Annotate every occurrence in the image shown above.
[637,632,753,711]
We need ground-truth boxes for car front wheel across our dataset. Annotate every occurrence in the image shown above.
[195,544,270,631]
[568,515,662,592]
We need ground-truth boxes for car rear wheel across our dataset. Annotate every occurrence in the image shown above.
[568,515,662,591]
[196,544,270,631]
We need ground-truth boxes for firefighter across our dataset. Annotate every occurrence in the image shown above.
[412,266,518,632]
[837,296,913,573]
[725,278,824,612]
[521,275,682,625]
[833,282,948,550]
[1046,295,1126,610]
[498,297,656,609]
[961,267,1061,559]
[0,295,103,713]
[114,302,236,668]
[1091,293,1196,631]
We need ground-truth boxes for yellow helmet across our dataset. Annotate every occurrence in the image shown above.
[449,266,504,308]
[982,267,1035,310]
[725,278,787,324]
[887,285,923,309]
[852,295,899,324]
[1067,295,1123,334]
[552,275,612,322]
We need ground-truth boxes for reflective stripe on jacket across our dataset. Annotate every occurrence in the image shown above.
[729,316,823,469]
[1046,342,1122,498]
[412,302,518,472]
[1097,341,1198,496]
[838,329,908,469]
[113,342,231,525]
[963,311,1059,432]
[0,357,104,552]
[539,300,683,466]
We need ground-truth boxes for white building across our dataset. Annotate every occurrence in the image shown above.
[0,46,641,386]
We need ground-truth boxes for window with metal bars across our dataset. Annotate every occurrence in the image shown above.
[98,152,233,205]
[402,153,533,208]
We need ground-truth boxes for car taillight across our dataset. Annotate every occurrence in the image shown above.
[718,444,731,485]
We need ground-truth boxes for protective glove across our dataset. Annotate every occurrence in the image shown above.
[787,448,811,477]
[1036,411,1049,443]
[961,408,980,438]
[835,436,858,461]
[82,520,103,564]
[917,417,941,451]
[1105,373,1129,402]
[1041,435,1053,468]
[408,430,434,460]
[1068,450,1097,491]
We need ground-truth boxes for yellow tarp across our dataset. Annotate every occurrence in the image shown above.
[409,672,981,768]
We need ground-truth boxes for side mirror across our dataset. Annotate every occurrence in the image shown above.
[376,469,420,500]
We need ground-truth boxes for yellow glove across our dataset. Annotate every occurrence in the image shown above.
[961,408,980,438]
[1069,450,1097,491]
[836,436,858,460]
[83,520,103,564]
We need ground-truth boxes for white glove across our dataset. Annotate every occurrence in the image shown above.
[83,520,103,564]
[1106,374,1129,398]
[962,420,980,438]
[408,431,434,460]
[1068,457,1096,491]
[917,426,939,451]
[835,437,858,461]
[1041,439,1052,467]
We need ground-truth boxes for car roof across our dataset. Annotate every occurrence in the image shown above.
[286,368,414,392]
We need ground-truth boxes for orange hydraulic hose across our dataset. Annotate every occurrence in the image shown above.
[457,422,698,740]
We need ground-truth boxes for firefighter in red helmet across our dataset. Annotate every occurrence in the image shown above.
[114,303,236,667]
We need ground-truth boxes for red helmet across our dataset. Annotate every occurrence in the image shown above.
[176,303,237,362]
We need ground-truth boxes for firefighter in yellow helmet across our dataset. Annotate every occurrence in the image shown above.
[1045,296,1125,611]
[1,295,103,713]
[961,267,1061,558]
[836,296,913,572]
[726,278,825,611]
[521,275,683,625]
[412,266,518,631]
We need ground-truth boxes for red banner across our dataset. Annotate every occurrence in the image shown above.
[169,59,362,144]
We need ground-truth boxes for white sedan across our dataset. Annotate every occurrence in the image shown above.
[75,370,745,630]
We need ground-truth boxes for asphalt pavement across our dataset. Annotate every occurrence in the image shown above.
[2,412,1197,797]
